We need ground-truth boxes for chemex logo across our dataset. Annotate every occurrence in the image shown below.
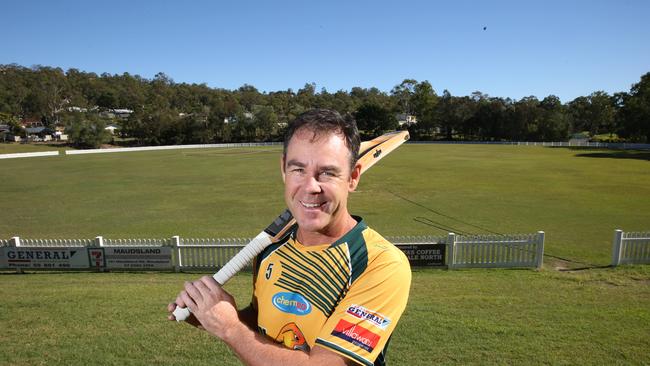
[346,304,391,330]
[272,292,311,315]
[331,319,380,353]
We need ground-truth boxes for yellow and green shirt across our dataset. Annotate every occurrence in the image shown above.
[252,217,411,366]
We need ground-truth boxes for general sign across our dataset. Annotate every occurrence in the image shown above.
[3,247,89,269]
[0,247,7,268]
[104,247,172,269]
[396,244,446,267]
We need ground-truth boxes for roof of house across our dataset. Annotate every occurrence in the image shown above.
[25,127,54,134]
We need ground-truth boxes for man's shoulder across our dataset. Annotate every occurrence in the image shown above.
[361,226,410,267]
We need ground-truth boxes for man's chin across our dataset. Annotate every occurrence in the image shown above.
[295,215,328,234]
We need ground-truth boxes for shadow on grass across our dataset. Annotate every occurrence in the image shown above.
[546,146,650,162]
[575,151,650,161]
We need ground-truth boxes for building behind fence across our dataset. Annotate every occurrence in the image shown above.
[2,229,648,272]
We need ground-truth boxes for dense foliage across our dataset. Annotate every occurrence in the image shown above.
[1,64,648,145]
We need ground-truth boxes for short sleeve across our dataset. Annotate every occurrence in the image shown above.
[314,249,411,366]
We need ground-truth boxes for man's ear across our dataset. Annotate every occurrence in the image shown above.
[348,162,361,192]
[280,156,286,183]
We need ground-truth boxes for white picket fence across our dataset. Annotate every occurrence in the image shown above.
[413,141,650,149]
[611,230,650,266]
[6,229,650,270]
[1,233,546,271]
[447,232,545,269]
[64,142,281,155]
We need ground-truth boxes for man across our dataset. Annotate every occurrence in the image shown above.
[168,109,411,366]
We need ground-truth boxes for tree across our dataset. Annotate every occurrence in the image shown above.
[411,81,438,117]
[391,79,418,115]
[252,105,279,141]
[567,91,615,136]
[618,72,650,142]
[65,113,111,148]
[237,84,262,112]
[510,96,542,141]
[354,102,398,138]
[467,95,511,141]
[538,95,570,141]
[432,91,474,140]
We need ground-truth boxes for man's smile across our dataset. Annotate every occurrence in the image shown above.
[300,200,325,209]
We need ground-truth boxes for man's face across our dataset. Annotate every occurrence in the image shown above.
[282,129,360,239]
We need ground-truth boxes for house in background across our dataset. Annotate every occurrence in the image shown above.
[20,119,43,129]
[105,124,120,135]
[396,113,417,126]
[25,126,55,141]
[101,108,133,120]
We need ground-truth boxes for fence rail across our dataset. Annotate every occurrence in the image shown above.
[612,230,650,266]
[1,232,548,271]
[5,229,648,270]
[411,141,650,149]
[448,232,544,269]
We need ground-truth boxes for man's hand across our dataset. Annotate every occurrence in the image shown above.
[168,276,240,341]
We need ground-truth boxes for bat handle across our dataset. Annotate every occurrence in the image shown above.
[172,305,192,321]
[173,231,273,322]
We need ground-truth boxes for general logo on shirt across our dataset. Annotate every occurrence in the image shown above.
[346,304,391,330]
[272,292,312,315]
[331,319,381,353]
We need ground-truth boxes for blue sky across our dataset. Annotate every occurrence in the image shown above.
[3,0,649,102]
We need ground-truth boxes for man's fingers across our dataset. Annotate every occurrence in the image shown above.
[184,281,204,303]
[199,275,222,293]
[180,291,198,312]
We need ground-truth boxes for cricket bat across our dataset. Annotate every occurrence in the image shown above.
[173,130,409,321]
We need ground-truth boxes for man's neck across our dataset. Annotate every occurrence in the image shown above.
[296,214,358,246]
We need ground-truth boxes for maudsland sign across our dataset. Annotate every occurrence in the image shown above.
[0,247,89,269]
[103,247,172,269]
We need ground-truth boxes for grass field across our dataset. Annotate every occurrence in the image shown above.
[0,142,71,154]
[0,267,648,365]
[1,143,649,365]
[1,144,649,265]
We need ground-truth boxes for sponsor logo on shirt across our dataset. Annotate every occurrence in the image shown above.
[272,292,311,315]
[346,304,391,330]
[331,319,380,353]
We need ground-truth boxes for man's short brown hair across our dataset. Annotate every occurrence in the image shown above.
[283,109,361,172]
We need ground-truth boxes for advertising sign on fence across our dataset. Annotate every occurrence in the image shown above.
[396,244,446,267]
[88,248,105,269]
[2,247,89,269]
[0,247,7,268]
[104,247,172,269]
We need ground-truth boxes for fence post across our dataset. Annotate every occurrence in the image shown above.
[95,236,104,247]
[10,237,23,273]
[611,229,624,267]
[535,231,545,269]
[447,233,456,270]
[172,235,181,273]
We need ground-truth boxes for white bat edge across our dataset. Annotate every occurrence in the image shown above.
[173,231,274,322]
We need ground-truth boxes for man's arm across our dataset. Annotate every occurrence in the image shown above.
[169,276,357,366]
[237,304,258,330]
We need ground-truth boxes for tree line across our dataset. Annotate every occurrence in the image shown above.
[0,64,648,148]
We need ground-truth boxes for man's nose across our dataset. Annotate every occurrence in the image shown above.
[304,175,322,193]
